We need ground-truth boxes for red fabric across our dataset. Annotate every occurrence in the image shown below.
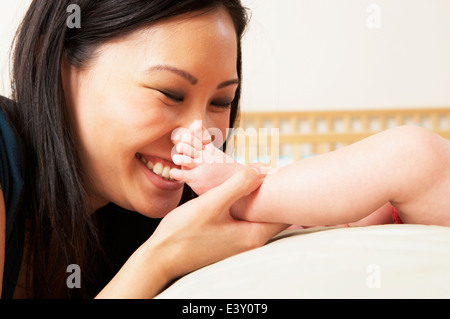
[391,207,403,224]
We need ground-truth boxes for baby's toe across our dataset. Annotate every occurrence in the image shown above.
[176,143,200,159]
[172,154,196,169]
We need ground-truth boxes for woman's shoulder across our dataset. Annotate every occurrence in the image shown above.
[0,95,25,299]
[0,96,15,106]
[0,95,22,163]
[0,96,19,140]
[0,95,16,112]
[0,95,24,213]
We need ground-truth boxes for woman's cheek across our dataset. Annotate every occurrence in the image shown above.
[207,110,232,146]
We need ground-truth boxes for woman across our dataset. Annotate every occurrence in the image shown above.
[0,0,285,298]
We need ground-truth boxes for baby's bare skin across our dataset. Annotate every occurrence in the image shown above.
[172,121,450,228]
[171,120,244,196]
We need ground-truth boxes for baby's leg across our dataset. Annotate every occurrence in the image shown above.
[390,129,450,226]
[235,126,450,227]
[170,121,244,196]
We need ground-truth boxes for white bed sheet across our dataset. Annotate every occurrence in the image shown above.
[156,225,450,299]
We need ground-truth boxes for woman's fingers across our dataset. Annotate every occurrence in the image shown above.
[206,166,289,248]
[150,165,287,281]
[200,166,263,210]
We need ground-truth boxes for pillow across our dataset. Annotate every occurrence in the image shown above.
[156,224,450,299]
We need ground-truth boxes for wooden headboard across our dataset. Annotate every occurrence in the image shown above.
[229,108,450,168]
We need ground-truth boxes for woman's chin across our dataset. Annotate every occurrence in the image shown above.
[128,190,184,219]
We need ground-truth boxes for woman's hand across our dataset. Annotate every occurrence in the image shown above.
[149,165,288,282]
[96,165,287,299]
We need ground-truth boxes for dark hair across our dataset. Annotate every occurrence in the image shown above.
[7,0,248,298]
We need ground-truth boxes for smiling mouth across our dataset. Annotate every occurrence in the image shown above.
[136,153,178,181]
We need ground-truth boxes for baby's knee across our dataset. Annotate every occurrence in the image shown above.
[391,125,450,186]
[395,125,448,162]
[388,126,450,224]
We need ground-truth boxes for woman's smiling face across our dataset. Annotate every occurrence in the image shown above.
[62,7,239,217]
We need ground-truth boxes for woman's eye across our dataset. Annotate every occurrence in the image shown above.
[211,99,233,109]
[159,90,184,103]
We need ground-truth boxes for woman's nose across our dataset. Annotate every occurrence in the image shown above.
[182,109,208,130]
[170,113,208,145]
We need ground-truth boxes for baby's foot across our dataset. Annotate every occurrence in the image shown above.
[170,121,244,196]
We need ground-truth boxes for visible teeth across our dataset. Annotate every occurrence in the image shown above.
[153,162,163,175]
[138,154,173,180]
[153,162,172,180]
[162,166,171,180]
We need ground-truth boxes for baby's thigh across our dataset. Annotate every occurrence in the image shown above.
[394,130,450,226]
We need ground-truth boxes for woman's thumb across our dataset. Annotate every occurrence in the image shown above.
[203,166,263,208]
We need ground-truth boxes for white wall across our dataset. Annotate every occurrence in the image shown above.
[0,0,31,97]
[241,0,450,111]
[1,0,450,112]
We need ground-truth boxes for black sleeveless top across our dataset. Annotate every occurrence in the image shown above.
[0,96,166,298]
[0,97,25,299]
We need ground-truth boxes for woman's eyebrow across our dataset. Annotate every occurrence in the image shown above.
[147,64,239,89]
[217,79,240,89]
[147,65,198,85]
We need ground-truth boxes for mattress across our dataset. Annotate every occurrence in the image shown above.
[156,224,450,299]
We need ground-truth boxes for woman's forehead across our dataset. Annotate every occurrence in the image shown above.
[91,8,238,76]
